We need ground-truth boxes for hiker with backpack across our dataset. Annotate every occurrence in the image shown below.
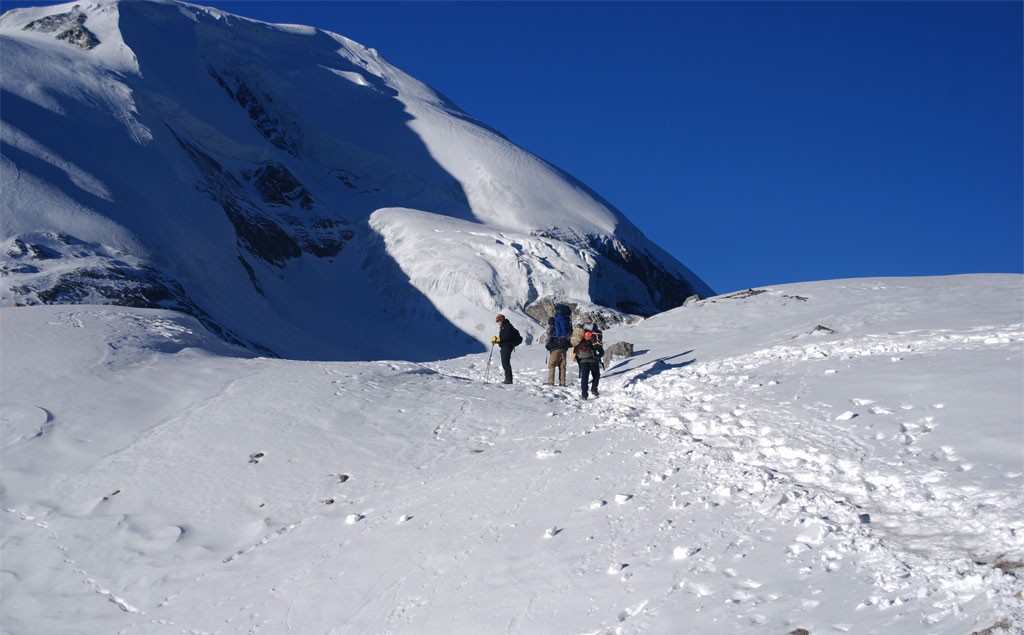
[573,328,604,400]
[591,326,606,370]
[544,317,570,386]
[491,313,522,384]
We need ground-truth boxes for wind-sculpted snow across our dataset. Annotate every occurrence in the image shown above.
[1,276,1021,634]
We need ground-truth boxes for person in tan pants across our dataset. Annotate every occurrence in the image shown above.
[544,317,569,386]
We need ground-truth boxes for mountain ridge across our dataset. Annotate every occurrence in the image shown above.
[1,0,712,359]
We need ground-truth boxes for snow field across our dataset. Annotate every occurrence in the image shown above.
[1,275,1022,634]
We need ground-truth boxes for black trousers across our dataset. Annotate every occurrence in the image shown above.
[579,361,600,397]
[500,346,513,383]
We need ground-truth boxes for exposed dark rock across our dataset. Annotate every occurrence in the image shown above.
[6,241,275,357]
[587,233,695,313]
[56,25,99,49]
[172,129,302,267]
[524,297,575,325]
[970,621,1012,635]
[208,67,297,155]
[724,288,769,300]
[7,238,60,260]
[531,227,699,316]
[237,256,264,296]
[219,198,302,266]
[524,296,633,330]
[171,128,354,263]
[244,162,316,210]
[23,5,99,50]
[31,264,175,306]
[1,263,40,275]
[336,170,359,190]
[604,341,634,363]
[298,215,354,257]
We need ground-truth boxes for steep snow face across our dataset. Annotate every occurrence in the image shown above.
[0,0,711,360]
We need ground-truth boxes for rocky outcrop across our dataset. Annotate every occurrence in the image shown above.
[22,5,100,50]
[208,67,298,155]
[172,131,354,267]
[524,296,635,331]
[245,162,315,210]
[530,227,701,317]
[2,232,272,355]
[241,161,354,258]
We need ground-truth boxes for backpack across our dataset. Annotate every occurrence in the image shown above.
[570,325,586,347]
[506,324,523,348]
[543,321,563,351]
[575,338,596,361]
[553,304,571,339]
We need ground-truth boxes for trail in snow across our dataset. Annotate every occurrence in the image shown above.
[1,278,1022,635]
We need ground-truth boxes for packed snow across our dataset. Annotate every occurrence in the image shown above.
[2,274,1022,634]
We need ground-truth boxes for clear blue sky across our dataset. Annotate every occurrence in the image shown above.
[4,0,1021,294]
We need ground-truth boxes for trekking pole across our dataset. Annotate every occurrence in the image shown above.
[484,342,495,383]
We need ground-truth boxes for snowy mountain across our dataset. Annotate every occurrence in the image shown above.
[1,274,1021,634]
[0,0,712,360]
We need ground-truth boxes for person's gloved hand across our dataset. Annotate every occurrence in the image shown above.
[491,336,500,343]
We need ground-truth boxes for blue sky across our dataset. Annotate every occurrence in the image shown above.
[4,0,1021,294]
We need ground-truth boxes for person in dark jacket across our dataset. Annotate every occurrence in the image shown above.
[573,329,604,399]
[492,313,517,384]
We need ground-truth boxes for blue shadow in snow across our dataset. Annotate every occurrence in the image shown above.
[612,351,696,388]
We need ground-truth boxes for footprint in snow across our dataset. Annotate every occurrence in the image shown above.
[678,580,714,597]
[673,546,701,560]
[650,467,680,483]
[617,599,649,621]
[249,452,265,464]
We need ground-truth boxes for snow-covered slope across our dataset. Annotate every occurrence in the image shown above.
[2,274,1021,634]
[0,0,711,360]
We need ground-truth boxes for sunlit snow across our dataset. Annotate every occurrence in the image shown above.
[2,275,1021,634]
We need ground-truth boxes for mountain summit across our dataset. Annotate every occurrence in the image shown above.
[0,0,712,360]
